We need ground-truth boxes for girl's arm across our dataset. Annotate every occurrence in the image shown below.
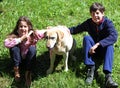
[4,31,33,48]
[4,38,21,48]
[34,30,46,40]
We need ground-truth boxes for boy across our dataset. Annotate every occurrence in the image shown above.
[69,2,118,87]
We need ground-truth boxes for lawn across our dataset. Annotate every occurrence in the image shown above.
[0,0,120,88]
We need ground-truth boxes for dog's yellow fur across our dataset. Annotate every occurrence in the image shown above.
[44,25,76,75]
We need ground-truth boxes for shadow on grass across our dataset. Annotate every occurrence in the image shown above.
[0,0,3,14]
[0,57,27,88]
[0,58,13,77]
[0,10,3,14]
[72,47,105,88]
[32,51,50,79]
[0,48,105,88]
[0,51,49,88]
[94,57,105,88]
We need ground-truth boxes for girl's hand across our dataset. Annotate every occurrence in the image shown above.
[20,31,33,41]
[33,30,40,39]
[27,31,33,37]
[20,34,27,41]
[33,30,46,39]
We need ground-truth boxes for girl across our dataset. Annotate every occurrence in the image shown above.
[4,16,45,87]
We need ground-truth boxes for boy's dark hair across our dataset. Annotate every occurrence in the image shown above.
[90,2,105,13]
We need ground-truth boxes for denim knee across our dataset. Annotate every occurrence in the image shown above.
[10,46,21,66]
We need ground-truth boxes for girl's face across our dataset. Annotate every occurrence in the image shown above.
[91,10,104,24]
[18,21,29,36]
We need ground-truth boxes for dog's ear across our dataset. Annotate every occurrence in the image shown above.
[56,30,64,41]
[44,31,46,36]
[44,31,47,40]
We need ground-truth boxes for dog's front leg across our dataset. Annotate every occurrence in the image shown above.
[63,52,69,72]
[47,51,56,75]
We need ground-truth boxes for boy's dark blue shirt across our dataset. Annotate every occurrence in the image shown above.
[69,16,118,47]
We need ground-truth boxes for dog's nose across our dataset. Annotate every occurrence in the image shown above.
[46,45,51,50]
[47,46,50,49]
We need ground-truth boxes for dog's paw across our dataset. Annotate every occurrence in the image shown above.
[46,68,53,75]
[64,68,68,72]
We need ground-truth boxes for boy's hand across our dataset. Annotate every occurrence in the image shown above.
[89,43,100,55]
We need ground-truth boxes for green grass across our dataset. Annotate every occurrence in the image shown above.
[0,0,120,88]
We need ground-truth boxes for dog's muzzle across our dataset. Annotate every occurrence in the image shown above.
[47,46,52,50]
[46,42,57,50]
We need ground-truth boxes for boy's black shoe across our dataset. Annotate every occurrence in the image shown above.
[105,73,118,88]
[85,65,95,84]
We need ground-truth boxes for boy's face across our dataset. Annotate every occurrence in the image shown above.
[90,10,104,24]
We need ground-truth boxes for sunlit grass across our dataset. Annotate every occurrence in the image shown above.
[0,0,120,88]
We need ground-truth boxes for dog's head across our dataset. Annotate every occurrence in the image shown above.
[44,29,64,50]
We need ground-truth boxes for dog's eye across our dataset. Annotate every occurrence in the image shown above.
[50,37,55,40]
[45,36,48,39]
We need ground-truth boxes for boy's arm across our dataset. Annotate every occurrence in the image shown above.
[69,19,89,34]
[99,21,118,47]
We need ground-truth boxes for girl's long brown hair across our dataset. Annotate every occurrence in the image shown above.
[8,16,34,38]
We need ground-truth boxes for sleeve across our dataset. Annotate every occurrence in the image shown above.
[69,24,82,34]
[99,21,118,47]
[34,30,46,40]
[69,20,89,34]
[4,38,21,48]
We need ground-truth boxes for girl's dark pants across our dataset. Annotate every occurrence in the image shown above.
[10,45,36,72]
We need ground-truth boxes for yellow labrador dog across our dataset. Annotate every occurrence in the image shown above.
[44,25,76,75]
